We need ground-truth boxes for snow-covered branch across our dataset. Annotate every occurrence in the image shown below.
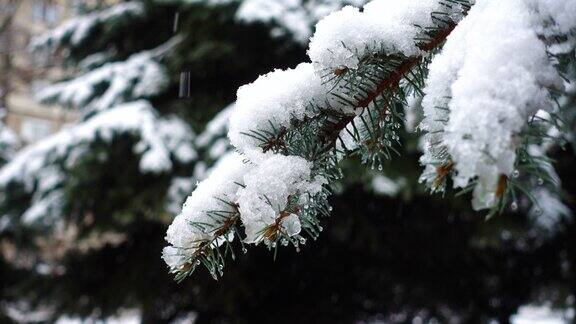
[30,2,146,52]
[167,0,368,43]
[420,0,575,211]
[36,40,178,115]
[164,0,472,280]
[0,101,196,227]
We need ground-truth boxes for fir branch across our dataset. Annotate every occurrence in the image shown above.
[318,23,458,150]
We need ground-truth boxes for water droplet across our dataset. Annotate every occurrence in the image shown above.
[271,241,277,248]
[242,247,248,254]
[281,238,289,246]
[196,260,201,266]
[511,201,518,211]
[318,225,324,232]
[328,206,333,212]
[299,237,307,244]
[537,178,544,186]
[385,116,391,122]
[378,164,383,171]
[512,170,520,178]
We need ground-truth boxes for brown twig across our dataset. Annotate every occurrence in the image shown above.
[321,24,457,146]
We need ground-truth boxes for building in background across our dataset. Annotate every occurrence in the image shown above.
[0,1,116,146]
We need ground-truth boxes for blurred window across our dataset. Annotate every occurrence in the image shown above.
[20,117,52,143]
[31,0,60,25]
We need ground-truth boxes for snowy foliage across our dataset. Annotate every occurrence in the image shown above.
[0,120,18,166]
[36,41,175,115]
[0,101,196,227]
[237,154,325,243]
[419,0,574,211]
[165,0,367,43]
[166,105,235,215]
[308,0,468,70]
[30,2,146,51]
[235,0,367,43]
[195,105,233,162]
[164,0,576,280]
[229,62,348,157]
[162,152,248,272]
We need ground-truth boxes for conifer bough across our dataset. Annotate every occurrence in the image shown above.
[163,0,576,281]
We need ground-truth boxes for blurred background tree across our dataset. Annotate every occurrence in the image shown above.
[0,0,574,323]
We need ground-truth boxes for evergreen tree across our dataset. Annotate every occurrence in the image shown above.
[0,119,17,167]
[1,0,576,323]
[163,0,576,280]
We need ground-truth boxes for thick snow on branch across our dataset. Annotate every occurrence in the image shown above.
[529,0,576,55]
[164,0,576,279]
[165,0,467,274]
[163,152,249,271]
[167,105,235,216]
[529,0,576,35]
[30,2,145,51]
[238,154,324,243]
[36,42,174,114]
[308,0,469,71]
[420,0,566,210]
[229,63,346,156]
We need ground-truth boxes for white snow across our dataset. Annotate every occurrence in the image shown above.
[371,174,405,197]
[166,177,195,215]
[0,101,196,226]
[308,0,468,71]
[0,121,18,163]
[529,0,576,35]
[195,105,233,149]
[237,0,367,44]
[177,0,367,44]
[511,304,574,324]
[31,2,145,50]
[162,0,576,270]
[55,309,142,324]
[237,154,324,243]
[420,0,565,210]
[37,42,173,114]
[229,62,345,156]
[528,0,576,54]
[163,152,249,270]
[195,105,233,161]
